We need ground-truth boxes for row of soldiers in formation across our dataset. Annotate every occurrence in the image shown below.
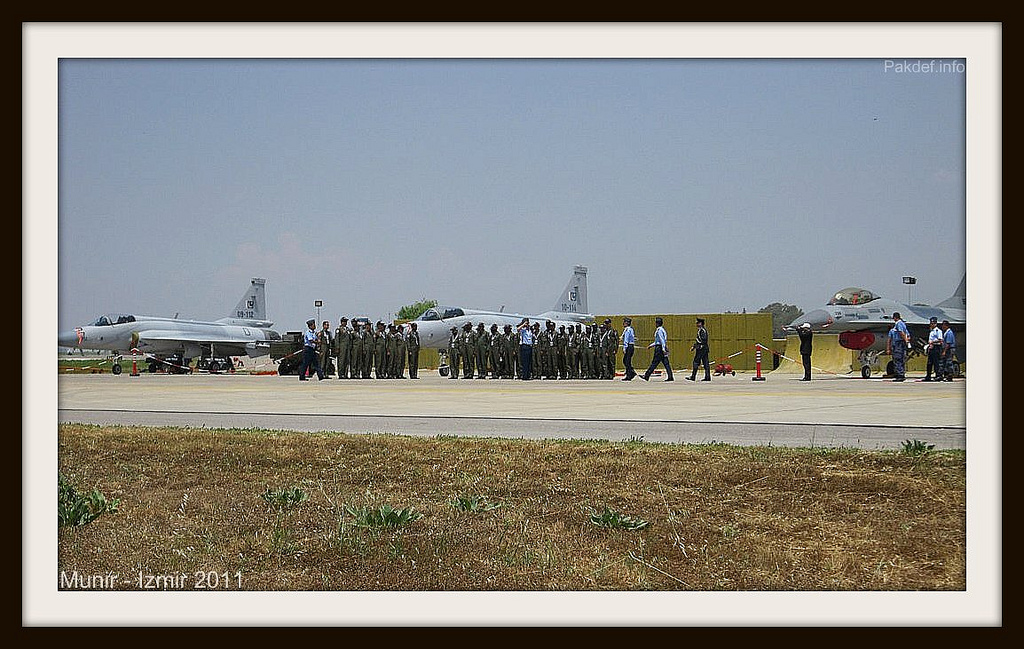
[313,318,422,379]
[447,319,621,380]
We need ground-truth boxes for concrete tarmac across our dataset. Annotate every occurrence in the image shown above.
[57,369,967,450]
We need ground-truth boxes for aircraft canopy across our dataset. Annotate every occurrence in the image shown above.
[91,314,137,326]
[827,288,879,306]
[417,306,465,321]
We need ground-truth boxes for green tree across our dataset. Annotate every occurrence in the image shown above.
[758,302,803,338]
[397,299,438,322]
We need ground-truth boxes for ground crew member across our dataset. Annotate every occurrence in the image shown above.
[687,317,711,382]
[335,317,351,379]
[317,320,333,378]
[406,322,420,379]
[298,318,324,381]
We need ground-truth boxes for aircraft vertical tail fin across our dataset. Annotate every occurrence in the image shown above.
[219,278,273,326]
[936,274,966,309]
[538,265,589,321]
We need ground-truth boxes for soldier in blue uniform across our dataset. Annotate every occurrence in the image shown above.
[886,312,910,382]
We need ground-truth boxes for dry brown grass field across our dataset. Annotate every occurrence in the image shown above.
[57,423,965,592]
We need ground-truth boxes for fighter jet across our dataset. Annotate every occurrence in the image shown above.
[411,265,594,349]
[785,275,966,378]
[57,278,282,374]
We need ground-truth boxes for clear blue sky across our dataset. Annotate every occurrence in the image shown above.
[52,31,969,332]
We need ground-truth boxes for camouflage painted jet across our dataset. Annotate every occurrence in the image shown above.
[785,275,966,378]
[58,278,282,374]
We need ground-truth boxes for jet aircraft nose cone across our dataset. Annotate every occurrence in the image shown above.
[58,329,82,348]
[788,309,832,331]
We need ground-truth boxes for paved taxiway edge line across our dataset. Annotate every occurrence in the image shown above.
[57,408,965,431]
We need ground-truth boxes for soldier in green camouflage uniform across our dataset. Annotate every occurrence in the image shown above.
[395,324,407,378]
[591,322,603,379]
[460,322,475,379]
[533,322,547,379]
[555,325,568,379]
[474,323,489,379]
[602,318,619,380]
[566,324,581,379]
[362,323,374,378]
[317,321,333,378]
[503,324,517,379]
[447,326,460,379]
[598,322,611,379]
[350,321,363,379]
[489,324,503,378]
[334,317,351,379]
[373,322,387,379]
[533,321,549,379]
[406,322,421,379]
[384,324,398,378]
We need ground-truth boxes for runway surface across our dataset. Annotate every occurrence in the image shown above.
[56,369,968,450]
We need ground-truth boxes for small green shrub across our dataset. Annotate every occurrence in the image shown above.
[58,474,120,527]
[589,506,650,531]
[344,504,423,528]
[901,439,935,456]
[261,486,308,510]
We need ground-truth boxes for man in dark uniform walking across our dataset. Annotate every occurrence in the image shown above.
[687,317,711,382]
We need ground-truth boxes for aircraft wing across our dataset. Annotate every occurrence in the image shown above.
[133,329,272,357]
[136,330,264,346]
